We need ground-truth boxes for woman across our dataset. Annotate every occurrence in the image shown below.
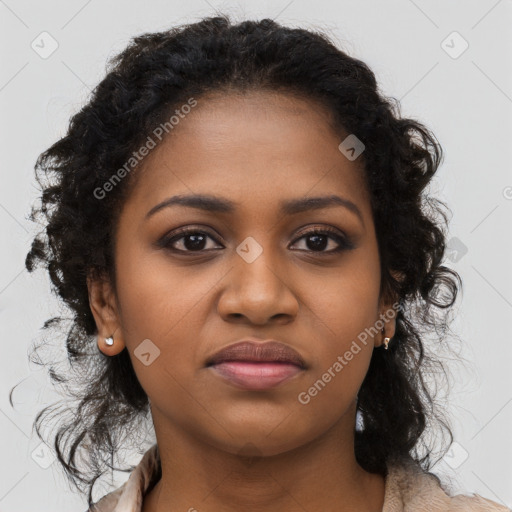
[20,15,509,512]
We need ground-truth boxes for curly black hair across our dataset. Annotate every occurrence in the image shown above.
[11,14,463,508]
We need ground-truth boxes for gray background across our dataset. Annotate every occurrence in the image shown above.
[1,0,511,510]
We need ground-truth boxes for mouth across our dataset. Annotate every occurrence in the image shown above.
[205,340,306,391]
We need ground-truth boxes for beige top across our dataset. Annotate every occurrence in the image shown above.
[87,443,510,511]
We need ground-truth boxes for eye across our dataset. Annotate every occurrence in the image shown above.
[160,227,223,253]
[289,226,354,254]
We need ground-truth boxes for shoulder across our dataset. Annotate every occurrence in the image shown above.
[83,483,126,511]
[84,443,160,512]
[383,457,510,512]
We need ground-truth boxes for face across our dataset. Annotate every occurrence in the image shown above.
[89,90,395,457]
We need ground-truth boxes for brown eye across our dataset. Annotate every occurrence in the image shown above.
[290,227,354,254]
[160,228,223,252]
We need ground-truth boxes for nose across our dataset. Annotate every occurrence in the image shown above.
[217,251,299,326]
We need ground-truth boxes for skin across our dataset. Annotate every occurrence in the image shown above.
[88,90,397,512]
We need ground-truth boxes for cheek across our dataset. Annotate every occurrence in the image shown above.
[113,247,222,393]
[115,244,215,341]
[298,252,380,399]
[295,308,375,427]
[306,254,381,347]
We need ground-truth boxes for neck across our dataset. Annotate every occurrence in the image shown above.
[142,402,385,512]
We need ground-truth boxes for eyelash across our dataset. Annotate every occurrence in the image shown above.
[159,225,354,255]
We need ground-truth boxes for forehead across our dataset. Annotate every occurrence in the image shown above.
[122,90,371,222]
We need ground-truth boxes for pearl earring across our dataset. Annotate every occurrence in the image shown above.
[105,336,114,346]
[383,337,390,350]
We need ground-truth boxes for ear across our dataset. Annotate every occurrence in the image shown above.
[87,272,126,356]
[376,269,403,348]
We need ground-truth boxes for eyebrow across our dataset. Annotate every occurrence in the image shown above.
[145,193,364,225]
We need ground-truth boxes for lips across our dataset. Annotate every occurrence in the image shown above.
[205,340,306,368]
[205,339,306,390]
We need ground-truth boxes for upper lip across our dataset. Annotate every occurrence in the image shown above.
[206,339,306,368]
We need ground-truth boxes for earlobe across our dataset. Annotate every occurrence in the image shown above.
[377,299,398,349]
[87,273,126,356]
[376,305,398,350]
[97,332,126,356]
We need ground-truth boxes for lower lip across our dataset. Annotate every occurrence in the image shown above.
[209,361,303,390]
